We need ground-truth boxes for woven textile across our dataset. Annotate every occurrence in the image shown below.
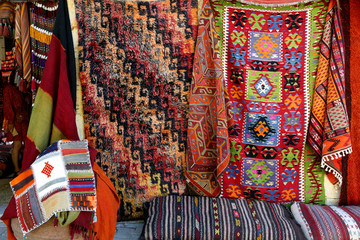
[308,2,351,185]
[2,0,81,231]
[29,1,58,88]
[15,5,22,77]
[0,3,15,23]
[187,0,329,203]
[291,202,360,240]
[14,3,32,84]
[10,140,96,235]
[185,0,231,197]
[141,195,305,240]
[75,0,198,219]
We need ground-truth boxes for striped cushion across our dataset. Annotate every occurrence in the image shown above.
[141,195,304,240]
[291,202,360,240]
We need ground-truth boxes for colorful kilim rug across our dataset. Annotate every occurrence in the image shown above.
[75,0,198,219]
[10,140,96,235]
[186,0,330,204]
[222,1,330,202]
[308,1,351,185]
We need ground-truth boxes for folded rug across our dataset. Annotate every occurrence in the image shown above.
[10,140,96,236]
[141,195,305,240]
[291,202,360,240]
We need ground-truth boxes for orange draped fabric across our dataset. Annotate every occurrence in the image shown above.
[92,163,120,240]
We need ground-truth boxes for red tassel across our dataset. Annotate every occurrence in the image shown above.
[19,79,26,92]
[31,77,36,91]
[2,23,9,37]
[0,23,3,36]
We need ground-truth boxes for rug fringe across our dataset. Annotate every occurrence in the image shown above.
[322,147,353,162]
[320,147,353,186]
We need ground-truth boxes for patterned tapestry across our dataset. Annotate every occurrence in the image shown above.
[308,1,351,185]
[187,0,331,204]
[75,0,198,219]
[29,1,58,94]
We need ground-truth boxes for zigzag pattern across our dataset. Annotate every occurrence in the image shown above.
[76,0,198,220]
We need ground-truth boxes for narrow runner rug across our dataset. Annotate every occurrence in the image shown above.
[75,0,198,220]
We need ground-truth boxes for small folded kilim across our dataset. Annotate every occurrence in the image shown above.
[10,140,96,235]
[141,195,305,240]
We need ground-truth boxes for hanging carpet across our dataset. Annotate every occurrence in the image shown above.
[75,0,198,220]
[186,0,349,204]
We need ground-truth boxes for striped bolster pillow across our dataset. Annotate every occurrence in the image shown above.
[291,202,360,240]
[141,195,305,240]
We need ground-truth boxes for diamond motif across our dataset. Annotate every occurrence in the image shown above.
[243,113,280,146]
[246,70,282,102]
[250,116,275,141]
[254,76,272,97]
[254,35,278,58]
[249,32,282,61]
[246,160,273,185]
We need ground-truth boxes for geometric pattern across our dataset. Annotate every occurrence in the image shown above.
[142,195,306,240]
[246,70,282,102]
[10,140,96,234]
[77,0,198,220]
[243,158,278,187]
[215,0,328,203]
[328,104,349,131]
[243,113,280,146]
[249,32,282,61]
[307,1,351,185]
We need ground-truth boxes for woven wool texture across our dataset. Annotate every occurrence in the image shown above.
[29,1,58,87]
[142,195,305,239]
[10,140,96,235]
[291,203,360,239]
[75,0,198,219]
[187,0,331,204]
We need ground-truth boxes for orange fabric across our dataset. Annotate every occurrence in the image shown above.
[2,218,16,240]
[9,168,32,186]
[92,162,120,240]
[344,0,360,205]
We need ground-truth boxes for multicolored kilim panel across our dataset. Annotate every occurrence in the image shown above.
[186,0,329,204]
[10,140,96,235]
[221,2,327,202]
[75,0,198,219]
